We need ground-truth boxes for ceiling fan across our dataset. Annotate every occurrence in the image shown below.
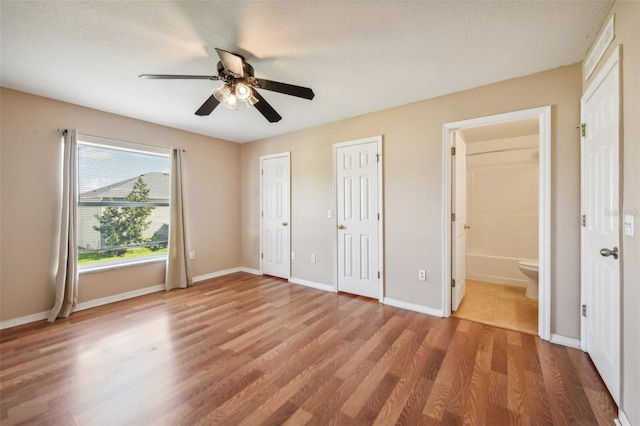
[140,48,314,123]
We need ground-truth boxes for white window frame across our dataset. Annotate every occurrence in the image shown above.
[77,134,171,273]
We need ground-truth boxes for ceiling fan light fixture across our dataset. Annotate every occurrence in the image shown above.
[235,83,258,108]
[235,83,251,101]
[246,93,258,107]
[142,47,313,122]
[213,84,238,110]
[213,84,230,102]
[224,93,238,110]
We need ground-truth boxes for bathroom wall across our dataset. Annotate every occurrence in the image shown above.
[466,135,539,286]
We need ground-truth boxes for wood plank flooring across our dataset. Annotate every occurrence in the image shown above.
[0,273,617,425]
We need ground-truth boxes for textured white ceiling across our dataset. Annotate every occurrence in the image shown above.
[1,1,612,143]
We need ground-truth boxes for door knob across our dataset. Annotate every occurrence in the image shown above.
[282,222,288,226]
[599,247,619,259]
[337,224,345,230]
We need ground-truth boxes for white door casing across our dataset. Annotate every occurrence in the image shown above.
[452,131,467,311]
[335,137,383,300]
[260,153,290,279]
[442,106,551,340]
[580,47,620,405]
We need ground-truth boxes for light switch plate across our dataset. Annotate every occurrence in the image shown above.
[623,213,635,237]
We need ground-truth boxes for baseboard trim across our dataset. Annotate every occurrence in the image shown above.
[193,267,243,282]
[615,408,630,426]
[383,297,444,317]
[76,284,165,312]
[0,311,49,330]
[0,283,165,330]
[1,267,263,330]
[550,333,581,349]
[193,267,262,283]
[239,267,261,275]
[289,277,336,293]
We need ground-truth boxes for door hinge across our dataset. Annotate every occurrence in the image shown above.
[582,214,586,227]
[451,147,456,156]
[261,211,264,218]
[378,271,380,279]
[377,213,380,221]
[376,153,380,163]
[451,213,456,221]
[261,253,263,259]
[580,123,586,137]
[582,304,586,317]
[261,169,264,175]
[451,278,456,288]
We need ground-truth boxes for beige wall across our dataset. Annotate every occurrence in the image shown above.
[583,2,640,423]
[241,64,583,336]
[0,88,241,321]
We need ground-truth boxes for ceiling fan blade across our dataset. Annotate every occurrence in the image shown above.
[256,79,314,100]
[139,74,218,80]
[195,95,220,116]
[215,48,244,78]
[252,90,282,123]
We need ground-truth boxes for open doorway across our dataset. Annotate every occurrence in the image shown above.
[442,107,551,340]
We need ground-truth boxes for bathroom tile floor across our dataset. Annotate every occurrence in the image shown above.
[452,279,538,335]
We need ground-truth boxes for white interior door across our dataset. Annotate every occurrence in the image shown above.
[581,50,620,404]
[452,131,467,311]
[261,154,290,279]
[336,140,380,299]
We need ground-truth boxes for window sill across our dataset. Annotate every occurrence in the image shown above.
[79,255,167,275]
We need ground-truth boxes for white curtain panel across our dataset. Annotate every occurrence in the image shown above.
[48,130,79,322]
[165,148,192,290]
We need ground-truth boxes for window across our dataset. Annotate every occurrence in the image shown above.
[77,135,170,269]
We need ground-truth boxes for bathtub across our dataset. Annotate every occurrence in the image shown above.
[466,253,529,287]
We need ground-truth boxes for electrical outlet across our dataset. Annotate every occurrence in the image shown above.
[328,210,333,218]
[291,252,296,260]
[189,251,196,260]
[418,270,426,281]
[311,254,316,263]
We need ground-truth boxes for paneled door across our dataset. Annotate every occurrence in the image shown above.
[261,153,290,279]
[581,48,620,404]
[335,139,381,299]
[452,131,467,311]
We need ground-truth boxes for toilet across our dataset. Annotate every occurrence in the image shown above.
[517,260,539,300]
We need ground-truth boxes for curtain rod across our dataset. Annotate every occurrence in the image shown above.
[467,146,538,156]
[56,129,186,153]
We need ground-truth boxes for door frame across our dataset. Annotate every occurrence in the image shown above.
[442,106,552,340]
[333,136,384,302]
[579,46,620,403]
[259,152,291,279]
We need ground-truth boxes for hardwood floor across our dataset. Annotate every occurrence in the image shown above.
[0,273,616,425]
